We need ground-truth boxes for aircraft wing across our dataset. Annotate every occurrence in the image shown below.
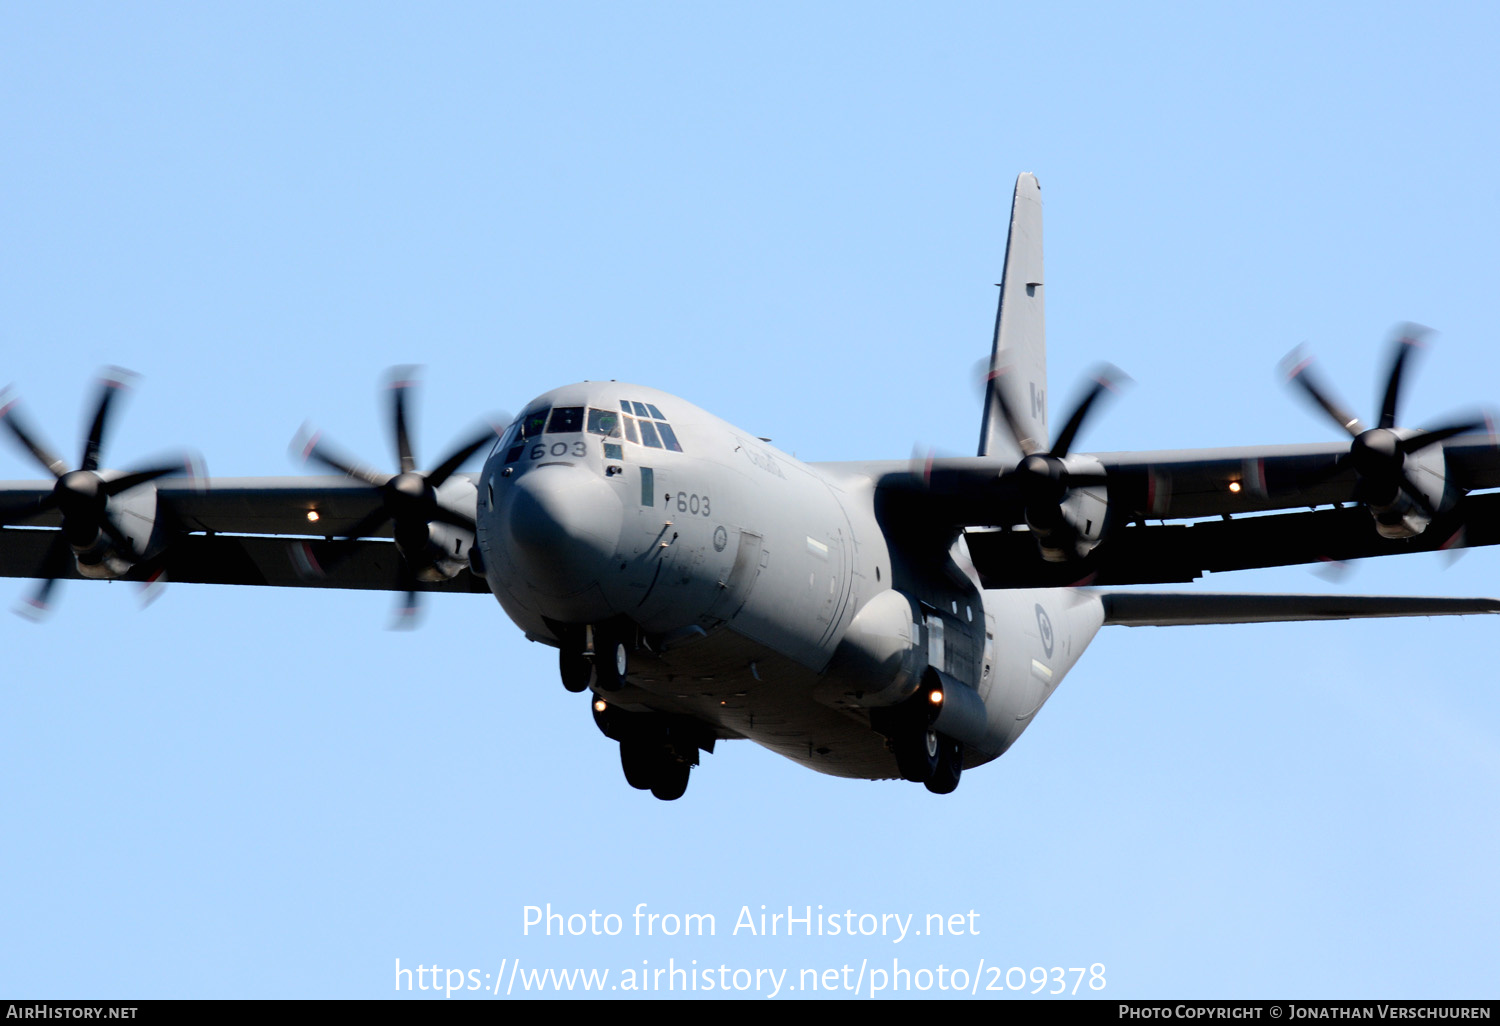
[856,433,1500,587]
[0,475,491,594]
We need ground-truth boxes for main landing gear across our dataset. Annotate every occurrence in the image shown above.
[620,739,692,801]
[872,695,965,795]
[557,623,632,693]
[592,700,714,801]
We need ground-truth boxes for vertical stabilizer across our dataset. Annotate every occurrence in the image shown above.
[978,173,1048,459]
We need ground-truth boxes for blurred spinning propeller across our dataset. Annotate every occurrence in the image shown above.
[0,368,199,619]
[1281,326,1488,519]
[293,366,504,626]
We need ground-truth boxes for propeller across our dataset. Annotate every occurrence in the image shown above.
[293,366,504,627]
[0,368,198,619]
[1280,327,1487,521]
[987,363,1128,532]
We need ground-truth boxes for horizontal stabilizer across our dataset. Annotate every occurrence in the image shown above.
[1097,591,1500,627]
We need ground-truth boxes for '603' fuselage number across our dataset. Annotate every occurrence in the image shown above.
[530,441,588,459]
[670,492,711,516]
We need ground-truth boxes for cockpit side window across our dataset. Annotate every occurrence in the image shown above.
[547,407,584,433]
[655,422,683,452]
[496,420,522,463]
[616,398,683,452]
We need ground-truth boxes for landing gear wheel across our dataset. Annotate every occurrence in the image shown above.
[894,726,940,783]
[619,741,656,790]
[592,631,629,691]
[924,736,963,795]
[649,759,691,801]
[559,647,591,693]
[618,740,692,799]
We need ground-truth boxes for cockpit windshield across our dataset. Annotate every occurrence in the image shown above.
[588,409,622,437]
[547,407,584,433]
[520,408,549,440]
[501,398,684,462]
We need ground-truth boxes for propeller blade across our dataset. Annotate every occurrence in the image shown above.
[137,567,168,608]
[1439,525,1468,568]
[387,366,420,474]
[426,422,504,489]
[296,504,398,581]
[1049,364,1128,459]
[391,592,420,629]
[1396,472,1437,518]
[15,576,61,622]
[101,461,193,497]
[390,564,420,630]
[1296,451,1354,490]
[1310,558,1353,583]
[80,368,137,472]
[907,444,937,489]
[338,506,397,543]
[14,534,71,622]
[1378,327,1429,431]
[985,365,1042,457]
[0,388,69,478]
[1398,419,1488,455]
[299,368,495,628]
[0,491,57,527]
[1281,347,1364,438]
[294,426,388,487]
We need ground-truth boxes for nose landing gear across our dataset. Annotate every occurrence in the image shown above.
[556,622,633,693]
[591,626,630,691]
[559,646,591,693]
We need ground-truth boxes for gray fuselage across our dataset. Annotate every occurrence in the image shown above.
[474,381,1102,780]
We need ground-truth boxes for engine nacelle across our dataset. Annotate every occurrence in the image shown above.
[814,588,924,710]
[1364,434,1447,540]
[69,475,165,580]
[394,476,480,582]
[397,520,476,582]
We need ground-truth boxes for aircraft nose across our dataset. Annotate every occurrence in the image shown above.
[504,463,623,599]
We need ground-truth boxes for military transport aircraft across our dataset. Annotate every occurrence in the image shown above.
[3,173,1499,800]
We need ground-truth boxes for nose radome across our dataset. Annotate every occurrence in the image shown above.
[505,463,623,592]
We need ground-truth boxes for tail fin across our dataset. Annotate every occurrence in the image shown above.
[977,172,1048,459]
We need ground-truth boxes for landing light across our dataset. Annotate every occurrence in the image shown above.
[306,510,320,522]
[1228,481,1242,494]
[928,689,943,706]
[593,699,607,713]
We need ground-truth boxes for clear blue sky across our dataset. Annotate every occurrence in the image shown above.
[3,1,1498,1000]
